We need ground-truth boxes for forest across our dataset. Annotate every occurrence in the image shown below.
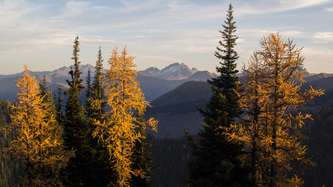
[1,3,332,187]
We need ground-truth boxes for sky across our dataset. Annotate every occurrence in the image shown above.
[0,0,332,75]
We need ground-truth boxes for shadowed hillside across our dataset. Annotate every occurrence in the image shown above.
[147,81,212,138]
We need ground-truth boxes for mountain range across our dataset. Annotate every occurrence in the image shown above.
[0,63,214,102]
[1,63,333,138]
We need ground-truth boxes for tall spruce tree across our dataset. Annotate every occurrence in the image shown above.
[87,46,111,186]
[39,75,57,116]
[64,36,93,186]
[85,68,93,119]
[186,4,250,186]
[91,46,106,123]
[55,83,64,125]
[39,75,48,99]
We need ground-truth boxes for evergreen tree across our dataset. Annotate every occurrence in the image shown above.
[85,68,93,119]
[55,83,64,125]
[7,66,72,186]
[39,75,57,115]
[91,46,106,122]
[186,4,250,186]
[130,114,154,187]
[63,36,93,186]
[87,46,111,186]
[39,75,48,98]
[93,47,157,187]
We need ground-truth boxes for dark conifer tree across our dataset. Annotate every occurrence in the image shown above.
[38,75,73,186]
[91,46,105,122]
[186,4,250,186]
[39,75,48,99]
[55,83,64,125]
[63,36,93,186]
[39,75,56,115]
[130,114,154,187]
[85,68,93,119]
[86,46,111,186]
[40,75,58,120]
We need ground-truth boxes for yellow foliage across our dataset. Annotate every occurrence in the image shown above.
[6,66,73,186]
[93,47,157,187]
[225,33,324,186]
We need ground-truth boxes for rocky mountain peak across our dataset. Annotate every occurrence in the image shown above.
[140,62,199,80]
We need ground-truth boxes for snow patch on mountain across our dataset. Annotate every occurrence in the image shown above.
[49,64,95,77]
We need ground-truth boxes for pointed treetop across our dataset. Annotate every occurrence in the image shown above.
[72,36,80,64]
[215,3,238,71]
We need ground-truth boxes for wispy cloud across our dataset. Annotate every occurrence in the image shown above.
[80,36,116,44]
[1,0,322,53]
[314,32,333,42]
[325,7,333,11]
[0,0,105,52]
[302,47,333,73]
[0,0,42,25]
[0,0,332,74]
[58,1,93,18]
[137,55,181,62]
[236,0,329,15]
[237,29,306,42]
[135,55,182,70]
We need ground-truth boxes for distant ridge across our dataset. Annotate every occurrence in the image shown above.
[1,63,332,104]
[187,71,214,81]
[0,63,214,102]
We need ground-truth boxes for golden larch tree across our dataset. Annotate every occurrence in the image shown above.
[7,66,73,186]
[227,51,269,186]
[226,33,324,186]
[93,47,157,187]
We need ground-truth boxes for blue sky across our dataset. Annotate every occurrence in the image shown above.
[0,0,332,75]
